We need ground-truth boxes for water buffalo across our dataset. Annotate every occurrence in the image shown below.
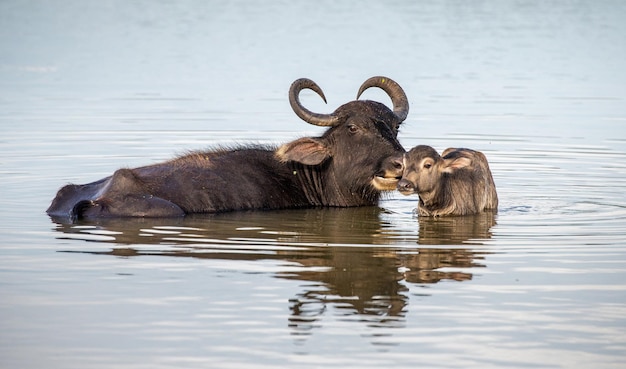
[397,146,498,216]
[47,76,409,220]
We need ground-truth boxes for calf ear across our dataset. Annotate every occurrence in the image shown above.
[276,137,331,165]
[442,155,472,173]
[441,147,456,157]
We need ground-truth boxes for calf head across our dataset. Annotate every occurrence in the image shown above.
[276,77,408,195]
[397,145,473,196]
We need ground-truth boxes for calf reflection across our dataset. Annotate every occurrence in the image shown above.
[50,207,494,334]
[283,243,488,333]
[418,210,497,245]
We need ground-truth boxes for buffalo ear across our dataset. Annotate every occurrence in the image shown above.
[276,137,331,165]
[442,155,472,174]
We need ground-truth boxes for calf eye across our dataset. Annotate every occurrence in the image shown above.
[424,163,432,169]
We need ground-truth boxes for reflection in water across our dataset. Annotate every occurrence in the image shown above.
[51,207,399,246]
[417,210,497,245]
[50,207,494,335]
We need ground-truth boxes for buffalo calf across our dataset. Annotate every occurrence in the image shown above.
[397,146,498,216]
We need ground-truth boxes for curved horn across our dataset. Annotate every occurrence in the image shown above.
[289,78,340,127]
[356,76,409,122]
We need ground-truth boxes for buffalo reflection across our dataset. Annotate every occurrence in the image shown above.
[50,207,495,334]
[417,210,497,245]
[50,207,397,246]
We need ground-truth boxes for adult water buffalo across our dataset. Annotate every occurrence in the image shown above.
[47,76,409,219]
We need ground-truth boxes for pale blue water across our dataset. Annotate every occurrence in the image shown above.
[1,1,625,368]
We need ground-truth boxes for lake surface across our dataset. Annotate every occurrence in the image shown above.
[1,1,626,368]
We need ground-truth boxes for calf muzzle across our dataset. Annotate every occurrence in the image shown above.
[397,178,416,195]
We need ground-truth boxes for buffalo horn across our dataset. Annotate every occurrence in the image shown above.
[356,76,409,122]
[289,78,340,127]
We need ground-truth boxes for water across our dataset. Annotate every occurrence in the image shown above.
[1,0,626,368]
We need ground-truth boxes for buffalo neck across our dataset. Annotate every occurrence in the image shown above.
[418,180,454,216]
[288,161,379,207]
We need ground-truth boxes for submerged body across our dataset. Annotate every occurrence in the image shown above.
[48,145,402,218]
[47,76,409,220]
[49,148,307,218]
[397,146,498,216]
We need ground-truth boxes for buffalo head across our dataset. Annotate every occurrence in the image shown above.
[276,76,408,205]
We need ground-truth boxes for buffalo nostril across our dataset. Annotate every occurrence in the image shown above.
[392,158,404,171]
[397,179,413,191]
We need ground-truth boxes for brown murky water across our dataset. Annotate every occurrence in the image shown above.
[1,1,625,368]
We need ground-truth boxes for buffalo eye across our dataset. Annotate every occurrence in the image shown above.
[348,124,358,134]
[424,163,432,169]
